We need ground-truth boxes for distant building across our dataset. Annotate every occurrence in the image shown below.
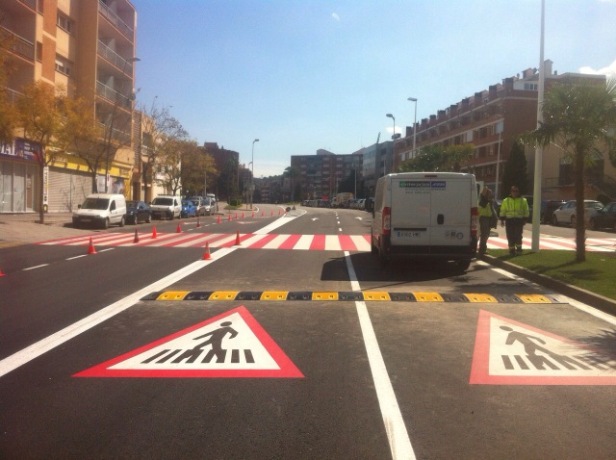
[394,61,614,200]
[290,151,363,201]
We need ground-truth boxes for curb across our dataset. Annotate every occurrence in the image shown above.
[481,254,616,316]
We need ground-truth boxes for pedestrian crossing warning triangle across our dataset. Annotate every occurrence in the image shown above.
[469,310,616,385]
[74,306,303,378]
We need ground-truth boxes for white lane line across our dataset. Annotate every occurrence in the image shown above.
[344,251,416,460]
[23,264,49,271]
[0,247,237,378]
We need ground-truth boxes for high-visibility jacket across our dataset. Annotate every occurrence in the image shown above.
[478,200,494,217]
[499,196,529,219]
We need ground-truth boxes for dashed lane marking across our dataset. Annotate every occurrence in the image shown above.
[140,290,561,303]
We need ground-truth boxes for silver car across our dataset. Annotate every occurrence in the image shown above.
[551,200,603,227]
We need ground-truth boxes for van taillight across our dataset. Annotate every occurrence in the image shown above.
[383,207,391,236]
[471,206,478,237]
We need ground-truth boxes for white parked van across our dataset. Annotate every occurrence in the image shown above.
[72,193,127,229]
[150,195,182,220]
[371,172,478,270]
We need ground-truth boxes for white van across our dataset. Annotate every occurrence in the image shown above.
[72,193,127,229]
[371,172,478,270]
[150,195,182,220]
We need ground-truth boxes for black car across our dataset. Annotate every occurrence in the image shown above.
[126,200,152,224]
[587,202,616,231]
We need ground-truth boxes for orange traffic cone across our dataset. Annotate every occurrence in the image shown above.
[176,222,182,233]
[133,229,139,243]
[217,215,221,224]
[234,230,241,245]
[241,212,245,219]
[228,214,232,222]
[202,242,212,260]
[152,226,157,239]
[87,237,97,255]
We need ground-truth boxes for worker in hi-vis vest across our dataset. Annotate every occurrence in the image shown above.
[499,185,529,255]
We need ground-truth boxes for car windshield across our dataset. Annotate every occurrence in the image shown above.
[81,198,109,210]
[203,198,212,205]
[182,201,193,207]
[586,202,603,209]
[152,198,172,205]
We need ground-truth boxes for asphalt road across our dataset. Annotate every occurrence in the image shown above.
[1,206,615,459]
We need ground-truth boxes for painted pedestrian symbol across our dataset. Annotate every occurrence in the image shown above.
[470,310,616,385]
[75,306,303,378]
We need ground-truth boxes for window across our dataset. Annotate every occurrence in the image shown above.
[55,56,72,76]
[57,13,75,34]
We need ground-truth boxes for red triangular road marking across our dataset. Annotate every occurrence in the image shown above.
[470,310,616,385]
[74,306,303,378]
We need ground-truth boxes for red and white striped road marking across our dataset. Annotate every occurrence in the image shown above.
[39,232,615,253]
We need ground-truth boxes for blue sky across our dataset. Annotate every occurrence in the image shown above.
[131,0,616,177]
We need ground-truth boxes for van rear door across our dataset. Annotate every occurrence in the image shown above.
[390,175,473,247]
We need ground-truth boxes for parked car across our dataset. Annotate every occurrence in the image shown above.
[541,200,566,224]
[150,195,182,220]
[126,200,151,224]
[551,200,603,227]
[181,200,198,218]
[188,196,207,216]
[72,193,126,229]
[587,202,616,231]
[201,197,214,215]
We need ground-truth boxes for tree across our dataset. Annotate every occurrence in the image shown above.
[399,144,474,172]
[527,79,616,262]
[139,99,186,201]
[180,146,217,197]
[16,82,68,223]
[501,139,529,199]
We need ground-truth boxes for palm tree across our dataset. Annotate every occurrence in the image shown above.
[528,79,616,262]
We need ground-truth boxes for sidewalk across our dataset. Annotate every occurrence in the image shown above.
[0,212,85,246]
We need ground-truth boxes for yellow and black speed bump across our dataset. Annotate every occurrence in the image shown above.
[141,291,560,304]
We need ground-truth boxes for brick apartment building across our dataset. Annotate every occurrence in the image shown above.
[1,0,138,213]
[393,61,615,201]
[290,149,363,202]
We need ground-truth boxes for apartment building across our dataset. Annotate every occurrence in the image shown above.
[394,61,613,201]
[1,0,137,213]
[290,150,363,202]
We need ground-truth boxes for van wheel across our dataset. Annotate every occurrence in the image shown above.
[456,260,471,271]
[103,218,110,229]
[119,216,125,227]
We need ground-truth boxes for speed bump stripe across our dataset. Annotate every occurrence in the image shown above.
[312,291,339,301]
[157,291,190,301]
[362,291,391,301]
[141,291,556,303]
[412,291,444,302]
[260,291,289,301]
[209,291,239,300]
[464,293,498,303]
[515,294,552,303]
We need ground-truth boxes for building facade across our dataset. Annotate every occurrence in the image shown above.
[394,61,614,201]
[290,150,363,202]
[1,0,137,213]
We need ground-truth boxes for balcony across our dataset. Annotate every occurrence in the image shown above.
[98,0,134,40]
[98,41,134,74]
[96,81,132,108]
[0,27,34,62]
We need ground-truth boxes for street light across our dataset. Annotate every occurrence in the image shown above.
[386,113,396,140]
[407,97,418,159]
[251,138,259,209]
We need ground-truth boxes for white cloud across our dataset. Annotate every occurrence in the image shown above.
[331,12,340,22]
[579,59,616,78]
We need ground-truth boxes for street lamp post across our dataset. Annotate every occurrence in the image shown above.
[386,113,396,139]
[251,138,259,210]
[407,97,418,159]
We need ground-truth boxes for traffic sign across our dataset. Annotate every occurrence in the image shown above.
[470,310,616,385]
[74,306,303,378]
